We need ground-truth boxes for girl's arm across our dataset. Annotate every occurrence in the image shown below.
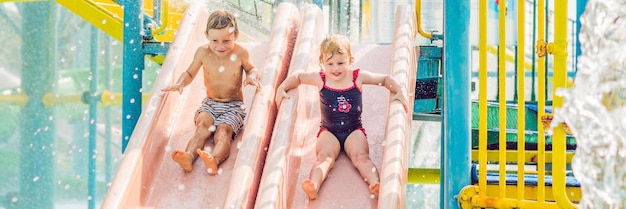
[275,71,322,107]
[359,70,410,111]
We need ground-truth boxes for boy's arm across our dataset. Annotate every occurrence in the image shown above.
[162,48,203,93]
[241,47,261,89]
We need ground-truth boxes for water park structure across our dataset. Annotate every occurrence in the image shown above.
[0,0,589,208]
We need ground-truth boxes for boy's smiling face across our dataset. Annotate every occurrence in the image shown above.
[322,53,352,81]
[206,27,237,57]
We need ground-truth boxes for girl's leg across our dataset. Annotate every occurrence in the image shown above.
[172,112,215,172]
[197,123,233,175]
[302,131,341,200]
[344,130,380,197]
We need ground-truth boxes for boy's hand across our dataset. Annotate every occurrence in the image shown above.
[391,90,410,113]
[162,84,183,94]
[244,73,261,90]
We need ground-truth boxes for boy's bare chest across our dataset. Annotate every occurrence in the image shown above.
[201,56,243,77]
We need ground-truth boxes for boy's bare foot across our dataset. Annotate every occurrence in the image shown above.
[197,149,218,175]
[369,182,380,198]
[301,179,318,200]
[171,150,193,172]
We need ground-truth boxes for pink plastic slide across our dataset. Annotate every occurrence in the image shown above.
[254,4,417,209]
[101,3,299,208]
[102,2,416,209]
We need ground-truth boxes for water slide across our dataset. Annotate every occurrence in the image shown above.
[254,4,417,209]
[101,3,299,208]
[102,2,416,208]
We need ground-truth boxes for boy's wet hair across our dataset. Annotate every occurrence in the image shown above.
[206,10,239,37]
[319,35,353,63]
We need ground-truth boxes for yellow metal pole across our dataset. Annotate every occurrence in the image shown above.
[414,0,433,39]
[42,93,83,107]
[407,168,440,184]
[0,93,29,106]
[497,0,507,199]
[550,0,576,207]
[536,0,547,202]
[151,0,169,35]
[516,0,526,204]
[478,0,488,199]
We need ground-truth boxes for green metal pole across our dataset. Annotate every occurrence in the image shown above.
[19,2,56,208]
[104,33,113,185]
[122,0,144,152]
[576,0,586,72]
[88,25,98,209]
[441,0,471,208]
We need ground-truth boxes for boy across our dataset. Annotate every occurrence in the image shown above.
[162,10,260,175]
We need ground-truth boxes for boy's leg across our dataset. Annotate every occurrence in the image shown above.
[172,111,215,172]
[302,131,341,200]
[344,130,380,198]
[197,123,233,175]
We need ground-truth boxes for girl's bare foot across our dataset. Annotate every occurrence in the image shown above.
[301,179,318,200]
[369,182,380,198]
[197,149,218,175]
[171,150,193,172]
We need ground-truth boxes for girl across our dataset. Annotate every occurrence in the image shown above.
[275,34,408,200]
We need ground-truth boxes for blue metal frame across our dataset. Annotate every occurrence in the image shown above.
[122,0,144,152]
[441,0,471,208]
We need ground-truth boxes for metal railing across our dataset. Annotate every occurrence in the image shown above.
[459,0,579,208]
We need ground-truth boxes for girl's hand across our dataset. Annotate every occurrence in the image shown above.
[162,84,183,94]
[391,90,410,113]
[275,86,290,108]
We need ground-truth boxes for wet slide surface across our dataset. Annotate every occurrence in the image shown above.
[102,3,298,209]
[255,4,416,209]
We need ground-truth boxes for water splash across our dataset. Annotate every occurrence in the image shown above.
[557,0,626,208]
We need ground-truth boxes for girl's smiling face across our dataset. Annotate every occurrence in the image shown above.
[206,27,237,57]
[322,53,352,81]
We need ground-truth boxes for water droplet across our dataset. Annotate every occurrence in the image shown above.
[207,168,214,174]
[130,98,136,104]
[102,19,107,24]
[33,176,39,182]
[218,66,225,72]
[217,168,223,175]
[228,27,235,33]
[129,39,134,44]
[178,184,185,190]
[209,125,216,132]
[11,196,18,203]
[371,167,377,173]
[240,104,246,110]
[165,146,172,152]
[87,196,92,200]
[64,184,70,190]
[126,115,131,119]
[230,54,237,61]
[236,142,242,149]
